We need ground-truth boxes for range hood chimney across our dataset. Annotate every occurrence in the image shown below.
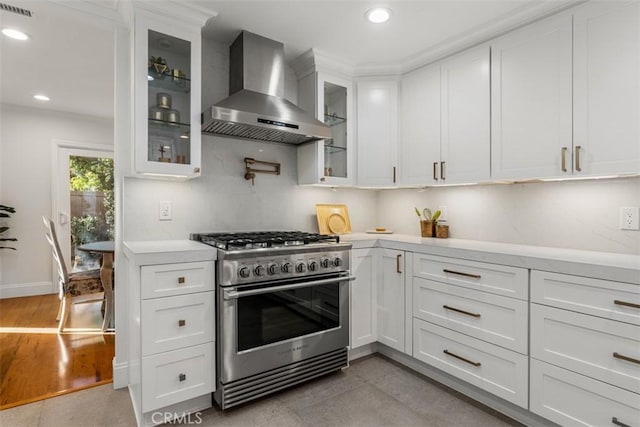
[202,31,331,144]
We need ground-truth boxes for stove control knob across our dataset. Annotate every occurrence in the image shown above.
[320,258,330,268]
[267,263,279,275]
[238,266,251,279]
[281,262,292,273]
[254,265,265,276]
[333,257,342,267]
[296,262,307,273]
[308,261,318,271]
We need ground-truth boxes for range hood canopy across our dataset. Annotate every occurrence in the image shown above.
[202,31,331,144]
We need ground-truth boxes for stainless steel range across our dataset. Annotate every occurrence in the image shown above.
[191,231,353,410]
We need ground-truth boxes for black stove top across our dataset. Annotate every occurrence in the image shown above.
[192,231,340,251]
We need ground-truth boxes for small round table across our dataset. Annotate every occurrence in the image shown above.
[78,241,115,330]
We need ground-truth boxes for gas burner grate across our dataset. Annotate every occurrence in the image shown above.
[192,231,340,251]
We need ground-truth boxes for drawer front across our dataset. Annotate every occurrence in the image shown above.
[531,270,640,326]
[531,304,640,394]
[141,342,215,412]
[531,359,640,427]
[141,261,214,299]
[141,292,214,356]
[413,318,528,408]
[413,253,528,300]
[413,278,528,354]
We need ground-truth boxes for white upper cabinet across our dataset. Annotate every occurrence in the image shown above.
[440,45,491,184]
[491,13,573,180]
[133,12,202,178]
[573,1,640,176]
[356,80,399,187]
[400,64,441,185]
[298,72,354,185]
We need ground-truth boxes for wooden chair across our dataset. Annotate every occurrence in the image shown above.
[42,217,105,332]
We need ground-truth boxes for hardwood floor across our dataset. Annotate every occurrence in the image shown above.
[0,294,114,409]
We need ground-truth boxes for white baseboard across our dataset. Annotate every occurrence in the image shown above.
[113,359,128,389]
[0,281,54,299]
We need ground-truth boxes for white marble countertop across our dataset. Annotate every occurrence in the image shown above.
[341,233,640,285]
[123,240,217,266]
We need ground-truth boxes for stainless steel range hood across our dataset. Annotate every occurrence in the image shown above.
[202,31,331,144]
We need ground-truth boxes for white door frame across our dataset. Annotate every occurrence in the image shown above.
[51,139,113,290]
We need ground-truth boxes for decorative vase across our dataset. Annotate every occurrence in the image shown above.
[420,220,435,237]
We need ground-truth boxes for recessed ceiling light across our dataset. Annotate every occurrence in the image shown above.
[34,94,50,101]
[365,7,392,24]
[2,28,29,40]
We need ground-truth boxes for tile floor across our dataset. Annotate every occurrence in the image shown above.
[0,355,522,427]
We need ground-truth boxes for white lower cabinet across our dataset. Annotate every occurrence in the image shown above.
[413,318,528,408]
[530,359,640,427]
[378,249,406,352]
[350,248,377,349]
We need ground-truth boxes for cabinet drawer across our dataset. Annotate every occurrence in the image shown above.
[413,318,528,408]
[141,342,215,412]
[412,254,528,300]
[531,270,640,326]
[141,261,214,299]
[531,359,640,427]
[531,304,640,394]
[413,278,528,354]
[141,292,214,356]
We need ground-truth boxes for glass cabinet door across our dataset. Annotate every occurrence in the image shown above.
[323,81,348,179]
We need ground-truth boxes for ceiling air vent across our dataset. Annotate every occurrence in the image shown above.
[0,3,33,17]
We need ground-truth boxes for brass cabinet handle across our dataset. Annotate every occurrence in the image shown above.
[396,254,402,273]
[393,166,397,183]
[179,373,186,382]
[193,167,201,173]
[561,147,568,172]
[575,145,582,172]
[612,417,631,427]
[613,352,640,365]
[433,162,438,181]
[440,161,445,180]
[178,319,186,327]
[614,300,640,309]
[443,349,481,367]
[443,269,481,279]
[178,276,186,284]
[443,305,481,318]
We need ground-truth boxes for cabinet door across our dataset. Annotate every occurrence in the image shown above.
[134,12,202,178]
[356,80,399,186]
[491,13,573,180]
[400,64,441,185]
[440,45,490,184]
[350,248,377,349]
[574,1,640,176]
[377,249,405,352]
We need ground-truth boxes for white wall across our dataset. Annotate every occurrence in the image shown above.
[378,177,640,254]
[0,105,113,296]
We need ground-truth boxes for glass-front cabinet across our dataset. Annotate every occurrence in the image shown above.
[134,13,201,178]
[298,72,353,185]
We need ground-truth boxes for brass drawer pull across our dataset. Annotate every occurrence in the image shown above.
[178,276,185,284]
[614,300,640,310]
[443,349,481,367]
[393,166,397,183]
[575,145,582,172]
[613,352,640,365]
[433,162,438,181]
[179,373,186,382]
[443,269,481,279]
[396,254,402,274]
[440,161,445,180]
[443,305,481,318]
[561,147,568,172]
[612,417,631,427]
[178,319,186,327]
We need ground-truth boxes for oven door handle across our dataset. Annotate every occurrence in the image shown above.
[223,275,356,300]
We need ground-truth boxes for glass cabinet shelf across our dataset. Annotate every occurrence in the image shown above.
[148,68,191,93]
[324,114,346,127]
[325,143,347,155]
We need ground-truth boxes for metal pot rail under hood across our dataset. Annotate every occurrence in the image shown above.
[202,31,331,144]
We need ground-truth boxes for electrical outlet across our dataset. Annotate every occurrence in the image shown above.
[619,207,640,230]
[159,201,172,221]
[438,206,448,222]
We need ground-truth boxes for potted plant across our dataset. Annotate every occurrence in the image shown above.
[415,207,440,237]
[0,205,17,250]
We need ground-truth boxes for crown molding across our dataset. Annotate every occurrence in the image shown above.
[291,48,356,80]
[48,0,127,27]
[132,0,218,28]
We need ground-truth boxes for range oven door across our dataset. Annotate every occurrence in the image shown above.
[218,273,354,384]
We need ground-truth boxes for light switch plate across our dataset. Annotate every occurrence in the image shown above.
[159,201,172,221]
[438,206,448,222]
[619,207,639,230]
